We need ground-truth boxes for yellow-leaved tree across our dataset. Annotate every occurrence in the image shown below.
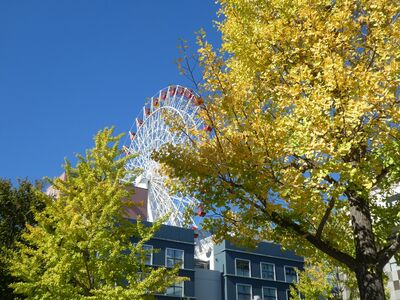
[155,1,400,299]
[9,128,183,300]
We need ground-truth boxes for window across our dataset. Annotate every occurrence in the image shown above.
[260,263,275,280]
[166,281,183,297]
[236,284,252,300]
[142,244,153,265]
[235,259,251,277]
[134,243,153,265]
[166,248,184,268]
[262,287,277,300]
[285,266,298,283]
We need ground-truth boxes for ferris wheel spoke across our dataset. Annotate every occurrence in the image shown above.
[124,86,203,229]
[150,184,177,221]
[149,186,170,217]
[152,182,181,214]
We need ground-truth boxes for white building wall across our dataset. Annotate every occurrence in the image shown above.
[384,257,400,300]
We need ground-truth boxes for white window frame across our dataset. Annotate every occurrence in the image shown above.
[262,286,277,300]
[260,262,276,280]
[165,247,184,269]
[165,280,184,297]
[284,265,298,283]
[235,258,251,277]
[142,244,153,265]
[133,243,153,266]
[236,283,252,300]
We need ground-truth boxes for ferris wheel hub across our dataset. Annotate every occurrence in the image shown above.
[134,175,149,189]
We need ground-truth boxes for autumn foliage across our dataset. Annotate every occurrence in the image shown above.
[155,1,400,299]
[9,128,182,300]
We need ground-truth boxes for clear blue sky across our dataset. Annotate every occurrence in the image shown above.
[0,1,220,182]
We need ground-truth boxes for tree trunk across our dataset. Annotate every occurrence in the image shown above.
[348,191,386,300]
[355,266,385,300]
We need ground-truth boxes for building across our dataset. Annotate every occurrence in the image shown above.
[135,221,304,300]
[132,222,196,300]
[213,240,303,300]
[122,186,304,299]
[385,257,400,300]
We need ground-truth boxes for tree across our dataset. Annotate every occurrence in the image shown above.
[0,179,45,299]
[8,128,183,299]
[289,258,357,300]
[155,0,400,299]
[289,260,335,300]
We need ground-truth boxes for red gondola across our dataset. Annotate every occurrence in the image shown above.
[169,86,176,96]
[184,89,193,99]
[204,125,212,133]
[153,97,159,107]
[129,131,136,140]
[161,91,167,100]
[193,97,204,106]
[197,206,206,217]
[192,225,199,238]
[136,118,143,128]
[177,86,184,95]
[123,145,130,155]
[144,107,151,116]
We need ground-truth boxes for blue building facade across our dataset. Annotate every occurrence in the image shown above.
[134,221,304,300]
[132,222,196,299]
[213,240,304,300]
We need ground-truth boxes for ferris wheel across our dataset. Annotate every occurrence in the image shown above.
[123,85,209,229]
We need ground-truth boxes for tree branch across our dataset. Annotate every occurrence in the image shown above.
[316,197,336,239]
[374,167,389,188]
[377,230,400,268]
[70,276,90,295]
[226,178,358,270]
[266,207,357,270]
[82,248,94,293]
[216,159,357,270]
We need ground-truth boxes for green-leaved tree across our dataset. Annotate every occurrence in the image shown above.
[0,178,45,299]
[9,128,183,300]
